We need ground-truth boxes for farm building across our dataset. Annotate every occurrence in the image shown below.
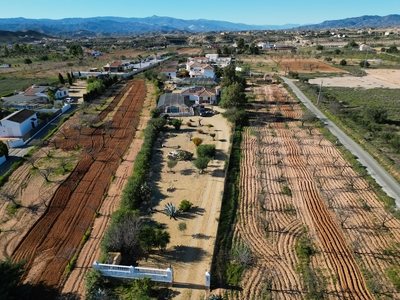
[0,109,38,138]
[157,93,194,117]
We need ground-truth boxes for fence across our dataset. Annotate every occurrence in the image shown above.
[93,261,173,283]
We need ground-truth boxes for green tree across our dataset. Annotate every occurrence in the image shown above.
[3,46,9,57]
[316,45,324,50]
[58,73,65,85]
[169,118,183,130]
[67,72,73,85]
[0,141,8,157]
[197,144,216,159]
[24,58,32,65]
[194,156,210,174]
[220,82,246,108]
[364,107,388,124]
[237,38,245,50]
[69,44,83,57]
[0,259,24,300]
[179,199,193,212]
[47,89,56,104]
[339,59,347,66]
[359,60,370,68]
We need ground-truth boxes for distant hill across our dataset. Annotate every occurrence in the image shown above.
[0,16,297,36]
[0,30,51,43]
[297,14,400,30]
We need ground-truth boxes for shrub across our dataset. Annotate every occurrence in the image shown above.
[169,118,183,130]
[339,59,347,66]
[210,133,216,140]
[194,156,210,174]
[387,266,400,291]
[167,159,178,172]
[359,60,370,68]
[179,199,193,212]
[192,137,203,147]
[85,269,104,300]
[178,222,187,231]
[197,144,216,159]
[282,185,292,197]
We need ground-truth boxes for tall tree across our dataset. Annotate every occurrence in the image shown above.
[58,73,65,85]
[220,82,246,108]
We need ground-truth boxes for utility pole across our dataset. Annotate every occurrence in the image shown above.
[317,80,323,106]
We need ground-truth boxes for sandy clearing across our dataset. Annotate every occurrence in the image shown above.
[309,69,400,89]
[137,110,231,300]
[61,82,156,298]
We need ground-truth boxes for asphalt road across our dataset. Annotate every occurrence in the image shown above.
[282,77,400,205]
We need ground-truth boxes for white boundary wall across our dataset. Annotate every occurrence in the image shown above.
[93,261,173,283]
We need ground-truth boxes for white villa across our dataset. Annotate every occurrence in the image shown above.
[0,109,38,138]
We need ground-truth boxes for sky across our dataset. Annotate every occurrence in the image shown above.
[1,0,399,25]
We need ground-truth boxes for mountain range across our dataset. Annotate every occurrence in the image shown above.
[298,14,400,30]
[0,14,398,37]
[0,16,296,36]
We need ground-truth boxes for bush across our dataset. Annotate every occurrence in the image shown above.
[192,137,203,147]
[85,269,104,300]
[359,60,370,68]
[179,199,193,212]
[193,156,210,174]
[197,144,216,159]
[169,118,183,130]
[339,59,347,66]
[387,266,400,291]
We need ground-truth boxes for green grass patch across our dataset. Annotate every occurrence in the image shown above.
[0,75,57,97]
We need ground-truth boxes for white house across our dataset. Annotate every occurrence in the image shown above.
[0,109,38,138]
[257,42,273,50]
[187,62,215,79]
[180,86,219,105]
[55,87,69,99]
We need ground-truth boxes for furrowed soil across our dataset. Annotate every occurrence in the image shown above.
[60,81,156,298]
[12,79,146,290]
[227,82,400,299]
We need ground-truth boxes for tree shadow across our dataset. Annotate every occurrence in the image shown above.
[162,245,207,263]
[180,168,195,176]
[178,206,205,220]
[191,233,212,240]
[211,168,225,178]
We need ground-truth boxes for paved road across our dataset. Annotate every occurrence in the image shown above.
[282,77,400,205]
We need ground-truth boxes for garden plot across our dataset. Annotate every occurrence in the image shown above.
[141,111,231,300]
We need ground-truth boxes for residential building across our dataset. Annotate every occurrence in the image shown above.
[0,109,38,138]
[55,87,69,99]
[180,86,219,105]
[186,61,215,79]
[2,85,50,109]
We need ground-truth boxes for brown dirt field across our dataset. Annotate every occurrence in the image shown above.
[176,47,202,55]
[309,69,400,89]
[12,79,147,289]
[278,58,345,74]
[228,82,400,299]
[60,82,156,298]
[0,148,80,259]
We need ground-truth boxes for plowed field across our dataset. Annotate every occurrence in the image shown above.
[230,82,400,299]
[12,80,146,289]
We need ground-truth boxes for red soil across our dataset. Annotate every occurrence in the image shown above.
[12,80,146,288]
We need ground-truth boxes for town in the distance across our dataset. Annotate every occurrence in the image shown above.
[0,9,400,300]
